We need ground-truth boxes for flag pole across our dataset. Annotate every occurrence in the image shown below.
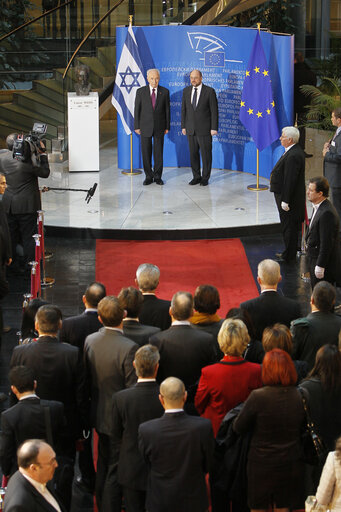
[121,15,142,176]
[247,23,269,192]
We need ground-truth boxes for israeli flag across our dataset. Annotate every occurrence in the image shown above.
[112,25,146,135]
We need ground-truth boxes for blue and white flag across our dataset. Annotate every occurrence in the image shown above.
[112,25,146,135]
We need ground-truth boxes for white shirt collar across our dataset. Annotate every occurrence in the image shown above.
[137,378,156,382]
[284,143,295,152]
[19,393,38,401]
[165,408,184,413]
[104,326,123,333]
[171,320,191,326]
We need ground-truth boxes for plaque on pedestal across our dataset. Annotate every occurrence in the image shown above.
[68,92,99,172]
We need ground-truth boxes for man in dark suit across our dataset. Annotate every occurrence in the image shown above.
[0,366,65,478]
[118,286,160,345]
[270,126,306,263]
[149,291,218,407]
[181,69,218,186]
[134,69,170,186]
[110,344,163,512]
[306,176,341,289]
[291,281,341,370]
[4,439,64,512]
[138,377,214,512]
[0,173,11,340]
[136,263,171,331]
[0,133,50,269]
[84,295,138,511]
[323,107,341,227]
[240,259,301,340]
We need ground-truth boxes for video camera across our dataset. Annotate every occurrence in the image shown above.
[12,123,48,164]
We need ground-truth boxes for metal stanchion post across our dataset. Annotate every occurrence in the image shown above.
[37,211,55,287]
[33,234,42,298]
[29,261,39,299]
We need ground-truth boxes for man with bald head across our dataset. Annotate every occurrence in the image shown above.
[4,439,64,512]
[181,69,218,186]
[139,377,214,512]
[134,69,170,185]
[240,259,301,340]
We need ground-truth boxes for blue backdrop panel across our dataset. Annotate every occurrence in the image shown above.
[116,26,294,178]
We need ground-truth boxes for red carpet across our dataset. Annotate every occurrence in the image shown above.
[96,239,258,315]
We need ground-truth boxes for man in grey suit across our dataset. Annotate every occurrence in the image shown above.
[138,377,214,512]
[181,69,218,186]
[84,296,138,511]
[134,69,170,186]
[323,107,341,227]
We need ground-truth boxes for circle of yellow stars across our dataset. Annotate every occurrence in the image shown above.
[240,67,275,118]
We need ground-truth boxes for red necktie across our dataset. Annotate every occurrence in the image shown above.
[151,88,156,109]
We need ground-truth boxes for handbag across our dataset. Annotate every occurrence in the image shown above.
[299,388,326,465]
[305,495,328,511]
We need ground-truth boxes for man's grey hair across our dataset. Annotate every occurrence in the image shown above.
[170,291,193,321]
[258,259,281,286]
[134,344,160,378]
[282,126,300,144]
[6,133,17,151]
[136,263,160,292]
[17,439,47,469]
[160,377,185,403]
[147,68,160,78]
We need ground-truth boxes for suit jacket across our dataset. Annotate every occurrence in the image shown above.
[0,397,65,477]
[139,411,214,512]
[269,144,306,221]
[149,324,218,389]
[240,290,301,341]
[134,85,170,137]
[84,327,138,435]
[122,319,160,346]
[10,336,87,438]
[181,84,218,136]
[59,310,101,352]
[4,470,65,512]
[305,199,341,280]
[0,151,50,214]
[112,381,164,490]
[0,200,11,263]
[324,131,341,187]
[139,294,171,331]
[291,311,341,370]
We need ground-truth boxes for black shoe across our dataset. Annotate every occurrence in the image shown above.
[154,178,164,185]
[189,178,201,185]
[200,180,209,186]
[304,152,313,158]
[75,476,95,495]
[143,178,153,186]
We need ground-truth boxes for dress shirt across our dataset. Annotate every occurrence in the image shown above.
[19,393,38,401]
[165,408,184,413]
[310,198,327,227]
[85,308,97,313]
[191,83,202,104]
[260,288,277,294]
[137,378,156,383]
[20,470,61,512]
[104,326,124,334]
[284,143,295,153]
[149,85,157,100]
[171,320,191,326]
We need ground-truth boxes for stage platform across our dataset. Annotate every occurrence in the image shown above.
[41,143,312,240]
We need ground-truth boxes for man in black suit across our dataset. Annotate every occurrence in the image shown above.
[0,133,50,269]
[181,69,218,186]
[118,286,160,345]
[291,281,341,370]
[149,291,218,407]
[4,439,64,512]
[0,173,11,340]
[110,344,163,512]
[270,126,306,263]
[0,366,65,478]
[306,176,341,289]
[134,69,170,186]
[240,259,301,340]
[136,263,171,331]
[138,377,214,512]
[84,296,138,511]
[323,107,341,227]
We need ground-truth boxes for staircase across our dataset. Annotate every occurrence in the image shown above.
[0,44,116,149]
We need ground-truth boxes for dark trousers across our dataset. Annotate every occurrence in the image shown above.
[141,134,165,180]
[306,254,338,290]
[275,194,300,261]
[78,431,96,490]
[122,487,146,512]
[187,133,212,181]
[7,212,37,266]
[96,432,122,512]
[330,187,341,232]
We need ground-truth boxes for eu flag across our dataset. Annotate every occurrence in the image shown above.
[239,32,280,151]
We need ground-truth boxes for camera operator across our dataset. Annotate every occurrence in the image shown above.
[0,133,50,273]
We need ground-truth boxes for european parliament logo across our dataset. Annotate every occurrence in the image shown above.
[204,52,225,67]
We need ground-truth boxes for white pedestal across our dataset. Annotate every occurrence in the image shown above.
[68,92,99,172]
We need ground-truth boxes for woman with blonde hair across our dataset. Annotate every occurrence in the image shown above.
[315,436,341,510]
[195,318,262,436]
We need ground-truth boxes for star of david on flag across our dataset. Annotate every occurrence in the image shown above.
[239,32,280,151]
[112,24,146,135]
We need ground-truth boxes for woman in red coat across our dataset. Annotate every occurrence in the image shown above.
[195,318,262,436]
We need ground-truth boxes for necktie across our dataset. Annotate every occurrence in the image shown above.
[151,88,156,109]
[192,87,197,109]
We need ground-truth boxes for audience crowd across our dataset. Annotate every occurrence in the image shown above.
[0,260,341,512]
